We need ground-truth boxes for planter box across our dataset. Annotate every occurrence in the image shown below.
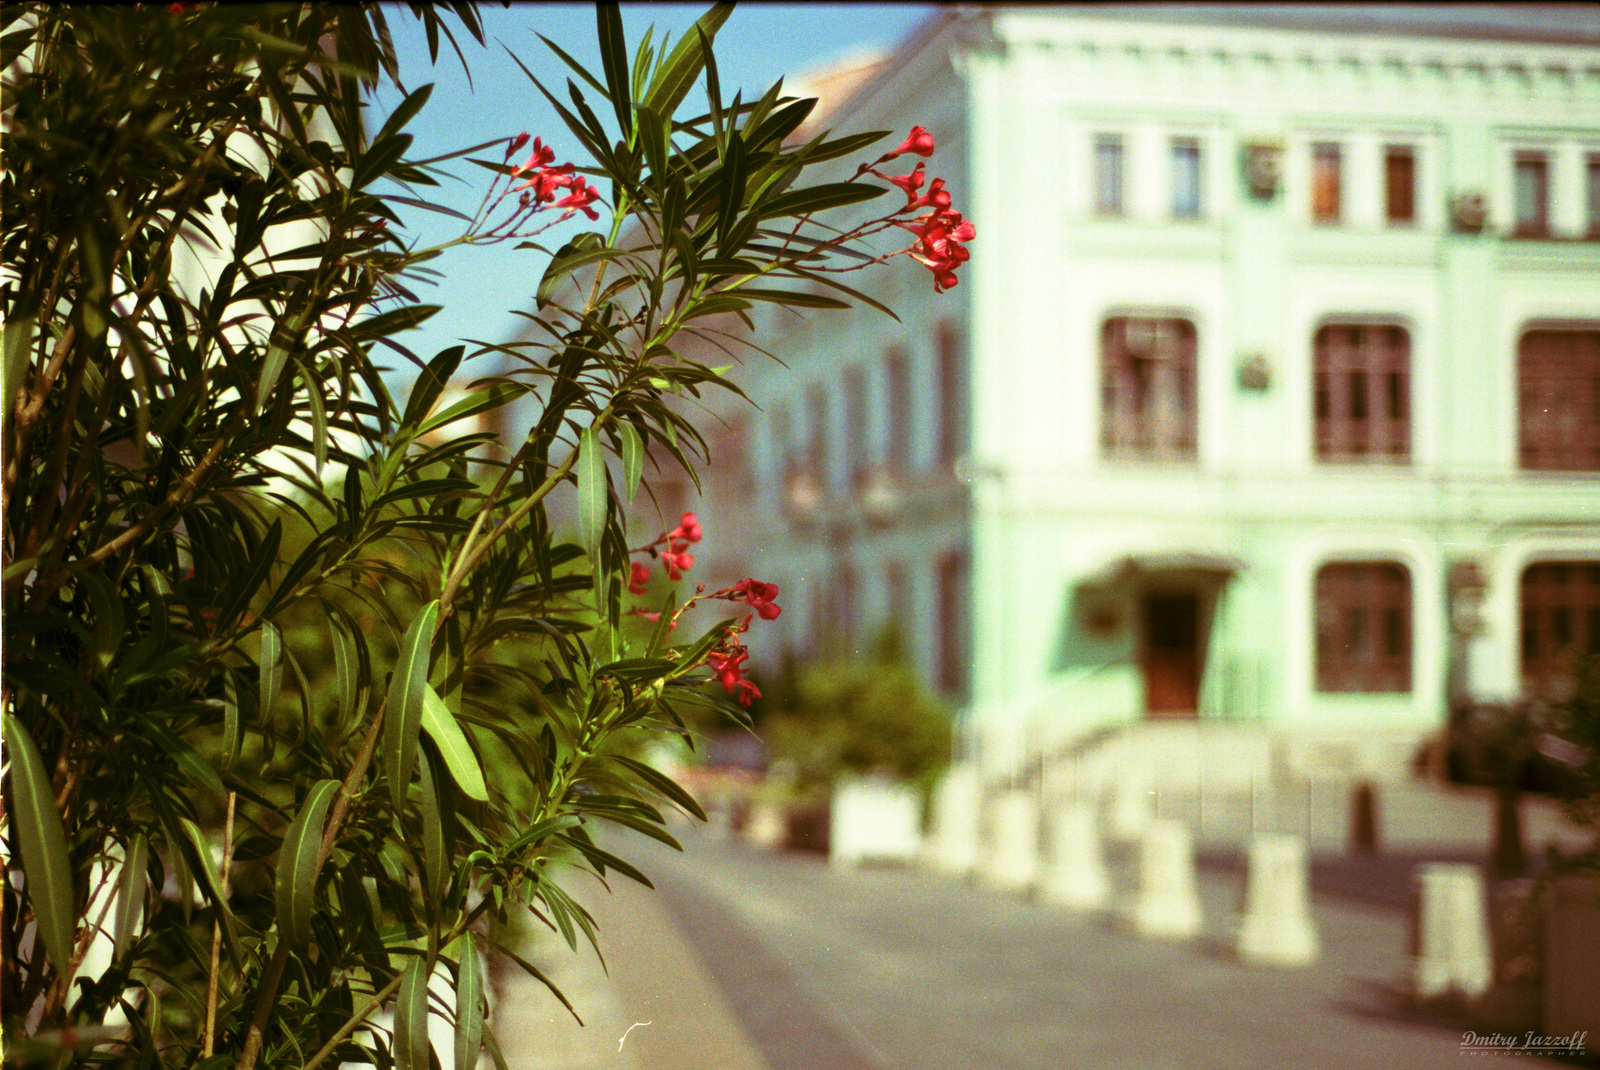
[1544,873,1600,1040]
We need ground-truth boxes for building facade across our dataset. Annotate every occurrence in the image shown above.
[674,6,1600,782]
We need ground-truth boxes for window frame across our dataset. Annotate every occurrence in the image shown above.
[1513,151,1551,238]
[1171,136,1202,220]
[1313,322,1412,463]
[1521,562,1600,699]
[1384,144,1416,226]
[1311,141,1343,224]
[1314,561,1413,693]
[1100,315,1198,461]
[1094,134,1125,216]
[1518,327,1600,472]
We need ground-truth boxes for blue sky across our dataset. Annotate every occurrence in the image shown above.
[371,2,935,386]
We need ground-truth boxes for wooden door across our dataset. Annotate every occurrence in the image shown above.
[1143,593,1201,717]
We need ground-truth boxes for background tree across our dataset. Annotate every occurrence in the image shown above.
[1,2,967,1065]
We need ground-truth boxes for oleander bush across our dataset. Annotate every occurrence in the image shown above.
[0,2,971,1064]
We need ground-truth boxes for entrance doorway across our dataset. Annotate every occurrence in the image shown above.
[1142,593,1203,717]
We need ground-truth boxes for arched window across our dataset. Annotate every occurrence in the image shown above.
[1519,328,1600,471]
[1101,316,1197,459]
[1313,323,1410,461]
[1522,562,1600,698]
[1315,562,1412,692]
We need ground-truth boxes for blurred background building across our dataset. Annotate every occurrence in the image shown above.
[658,4,1600,787]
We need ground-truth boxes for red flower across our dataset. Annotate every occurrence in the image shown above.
[510,137,557,179]
[728,578,781,620]
[660,543,694,581]
[887,125,936,160]
[508,132,530,156]
[885,162,926,202]
[554,177,601,220]
[906,177,952,213]
[707,647,761,707]
[669,512,702,544]
[628,561,651,595]
[901,206,975,293]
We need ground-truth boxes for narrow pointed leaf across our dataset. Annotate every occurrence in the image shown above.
[385,600,441,810]
[393,956,430,1070]
[420,685,488,801]
[618,421,643,503]
[575,427,607,568]
[273,778,340,956]
[178,817,242,970]
[417,751,447,908]
[332,616,359,727]
[4,713,75,971]
[259,621,282,721]
[113,834,149,960]
[596,3,632,138]
[455,935,485,1070]
[402,345,464,427]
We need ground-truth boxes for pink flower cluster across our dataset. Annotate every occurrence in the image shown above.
[504,133,600,221]
[625,513,781,706]
[865,127,975,293]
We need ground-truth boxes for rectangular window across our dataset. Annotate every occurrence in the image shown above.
[806,383,828,488]
[1316,562,1412,692]
[1385,145,1416,224]
[1312,142,1342,223]
[1172,138,1201,219]
[885,347,910,474]
[1587,154,1600,238]
[843,364,866,490]
[936,322,966,467]
[1314,324,1410,461]
[1522,563,1600,698]
[1095,135,1125,215]
[1520,329,1600,471]
[1101,316,1198,460]
[1514,152,1550,237]
[937,550,970,697]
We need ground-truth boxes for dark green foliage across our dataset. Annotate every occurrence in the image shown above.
[1,2,917,1064]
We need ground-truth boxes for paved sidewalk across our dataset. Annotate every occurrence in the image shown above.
[482,802,1593,1070]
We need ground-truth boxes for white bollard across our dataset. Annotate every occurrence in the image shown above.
[925,762,981,876]
[982,790,1040,893]
[1131,820,1202,941]
[1413,862,1492,998]
[744,802,787,850]
[1237,834,1319,966]
[1039,800,1112,911]
[1107,773,1154,843]
[830,777,922,868]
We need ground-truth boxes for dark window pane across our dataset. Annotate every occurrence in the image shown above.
[1388,372,1406,419]
[1349,371,1367,420]
[1096,136,1124,215]
[1554,607,1573,648]
[1317,323,1410,462]
[1385,146,1415,223]
[1312,143,1342,222]
[1172,139,1201,218]
[1101,316,1197,460]
[1514,153,1550,236]
[1316,562,1411,691]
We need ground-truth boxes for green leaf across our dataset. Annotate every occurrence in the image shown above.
[575,427,607,569]
[393,956,430,1070]
[178,817,243,970]
[402,345,464,427]
[536,245,631,310]
[385,600,441,811]
[756,181,887,221]
[375,83,435,146]
[644,2,734,119]
[353,132,414,191]
[418,382,528,436]
[3,312,35,430]
[78,570,122,671]
[139,717,226,799]
[273,778,340,957]
[4,713,75,971]
[617,421,643,503]
[259,622,282,723]
[596,3,632,139]
[256,300,307,416]
[113,834,149,961]
[417,750,448,909]
[215,520,281,631]
[331,615,360,728]
[612,753,708,821]
[455,936,485,1070]
[221,673,241,772]
[723,287,850,310]
[420,685,488,802]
